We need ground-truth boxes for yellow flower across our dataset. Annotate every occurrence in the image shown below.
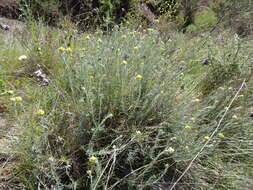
[66,47,72,54]
[166,147,175,153]
[121,60,128,65]
[48,156,55,162]
[10,96,23,102]
[15,97,23,102]
[135,74,143,81]
[232,115,238,119]
[18,55,27,61]
[88,156,98,165]
[58,47,65,52]
[86,170,92,175]
[218,133,225,138]
[84,35,90,40]
[97,38,102,43]
[116,48,121,53]
[37,109,45,116]
[136,130,142,136]
[133,46,139,50]
[184,125,192,130]
[194,98,201,102]
[204,136,210,141]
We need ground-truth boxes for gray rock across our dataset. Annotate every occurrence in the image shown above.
[0,23,10,30]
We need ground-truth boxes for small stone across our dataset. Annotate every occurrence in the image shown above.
[0,23,10,30]
[201,59,210,65]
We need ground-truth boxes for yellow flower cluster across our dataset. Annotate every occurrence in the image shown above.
[36,109,45,116]
[135,74,143,80]
[58,47,65,52]
[133,46,139,51]
[84,35,90,40]
[232,115,238,119]
[86,170,92,175]
[135,130,142,136]
[121,60,128,65]
[218,133,225,138]
[194,98,201,102]
[184,125,192,130]
[10,96,23,102]
[66,47,72,53]
[166,147,175,153]
[88,156,98,165]
[97,38,102,43]
[58,47,72,54]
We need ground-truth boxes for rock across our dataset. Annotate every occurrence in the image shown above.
[201,59,210,66]
[34,69,50,86]
[0,23,10,30]
[0,17,24,31]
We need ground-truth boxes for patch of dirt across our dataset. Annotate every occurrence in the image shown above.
[0,0,20,19]
[0,115,20,190]
[0,16,24,31]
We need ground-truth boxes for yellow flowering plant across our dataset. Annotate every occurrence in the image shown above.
[88,156,98,165]
[10,96,23,102]
[135,74,143,80]
[36,109,45,116]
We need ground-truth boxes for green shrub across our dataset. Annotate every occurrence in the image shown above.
[186,8,218,33]
[12,28,193,189]
[4,21,253,190]
[185,23,197,33]
[195,8,218,29]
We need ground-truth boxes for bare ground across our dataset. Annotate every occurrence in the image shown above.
[0,0,20,19]
[0,115,18,190]
[0,16,24,31]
